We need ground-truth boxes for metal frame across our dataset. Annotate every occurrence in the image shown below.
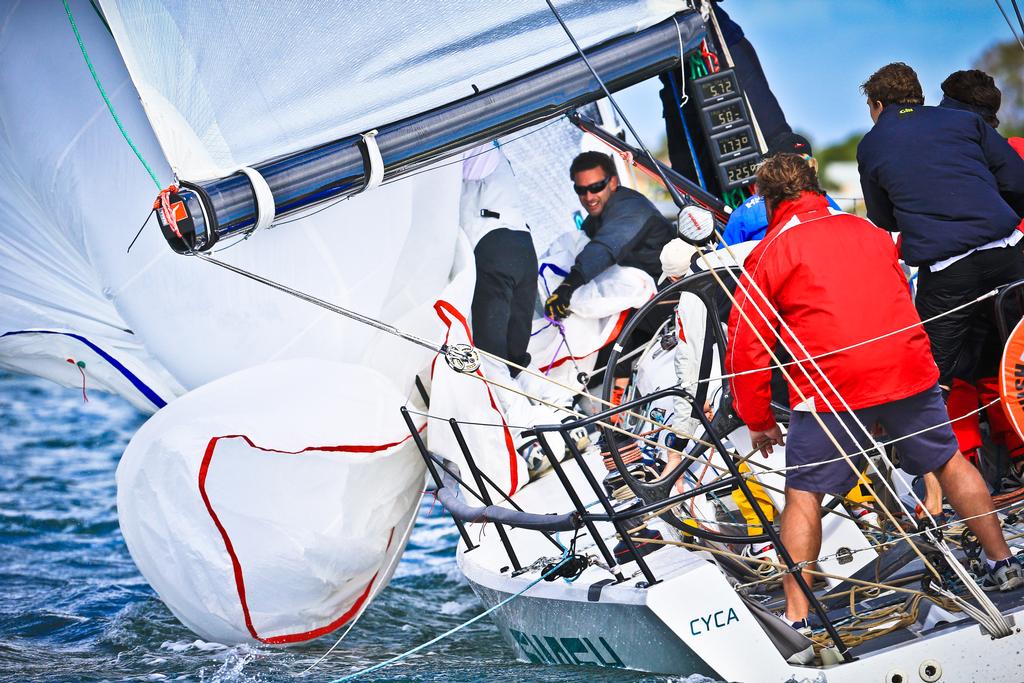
[403,385,852,660]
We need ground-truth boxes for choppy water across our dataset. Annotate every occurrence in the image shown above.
[0,371,717,682]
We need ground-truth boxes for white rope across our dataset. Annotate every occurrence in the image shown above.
[742,398,1003,477]
[705,234,1010,634]
[237,166,276,236]
[681,289,998,389]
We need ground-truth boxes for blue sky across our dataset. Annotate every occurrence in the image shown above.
[617,1,1015,150]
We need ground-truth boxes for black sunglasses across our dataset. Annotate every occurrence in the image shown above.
[573,176,611,196]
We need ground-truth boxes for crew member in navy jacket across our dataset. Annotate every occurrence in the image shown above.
[544,151,673,320]
[856,62,1024,388]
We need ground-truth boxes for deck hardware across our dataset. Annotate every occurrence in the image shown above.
[918,659,941,682]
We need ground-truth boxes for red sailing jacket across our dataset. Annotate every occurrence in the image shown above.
[726,192,938,432]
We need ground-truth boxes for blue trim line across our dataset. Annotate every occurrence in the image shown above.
[667,70,707,191]
[1,330,167,408]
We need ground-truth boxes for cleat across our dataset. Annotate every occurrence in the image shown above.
[613,527,663,562]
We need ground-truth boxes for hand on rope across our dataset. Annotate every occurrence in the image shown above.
[544,280,578,320]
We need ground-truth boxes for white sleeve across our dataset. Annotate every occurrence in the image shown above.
[671,291,708,438]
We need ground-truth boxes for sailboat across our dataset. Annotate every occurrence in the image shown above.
[0,0,708,648]
[7,1,1024,679]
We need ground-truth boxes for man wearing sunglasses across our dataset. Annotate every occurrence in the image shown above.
[544,151,674,321]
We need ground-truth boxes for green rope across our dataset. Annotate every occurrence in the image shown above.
[62,0,163,190]
[330,552,570,681]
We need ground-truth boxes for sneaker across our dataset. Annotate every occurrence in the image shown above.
[848,505,880,530]
[998,463,1024,494]
[785,617,813,638]
[518,441,551,481]
[981,556,1024,592]
[780,617,815,665]
[741,541,780,576]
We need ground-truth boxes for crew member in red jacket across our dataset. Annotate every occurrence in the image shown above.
[726,154,1021,628]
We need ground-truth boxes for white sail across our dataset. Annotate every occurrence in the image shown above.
[0,0,683,646]
[97,0,683,179]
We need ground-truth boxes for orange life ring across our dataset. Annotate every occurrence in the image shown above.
[999,316,1024,442]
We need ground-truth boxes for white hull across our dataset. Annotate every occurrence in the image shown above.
[456,444,1024,681]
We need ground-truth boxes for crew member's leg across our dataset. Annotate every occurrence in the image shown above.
[780,410,869,621]
[711,4,793,143]
[878,384,1020,587]
[781,487,823,621]
[506,230,538,374]
[934,452,1012,561]
[915,256,986,388]
[471,229,517,365]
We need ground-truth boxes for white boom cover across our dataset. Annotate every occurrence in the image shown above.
[117,359,425,644]
[97,0,683,179]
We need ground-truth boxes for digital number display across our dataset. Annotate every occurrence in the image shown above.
[710,101,744,129]
[721,155,760,188]
[700,75,735,100]
[714,128,754,158]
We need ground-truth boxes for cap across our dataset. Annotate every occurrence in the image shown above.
[659,238,697,283]
[767,132,813,158]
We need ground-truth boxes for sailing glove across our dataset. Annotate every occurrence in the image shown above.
[545,270,584,320]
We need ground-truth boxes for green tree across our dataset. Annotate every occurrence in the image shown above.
[814,131,865,193]
[975,40,1024,137]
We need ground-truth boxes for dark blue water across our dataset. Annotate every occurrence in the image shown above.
[0,370,714,682]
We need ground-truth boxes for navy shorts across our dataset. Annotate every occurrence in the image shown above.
[784,384,957,495]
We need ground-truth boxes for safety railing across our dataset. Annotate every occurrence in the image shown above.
[400,385,852,659]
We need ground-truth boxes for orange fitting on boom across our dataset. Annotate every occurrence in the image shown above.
[155,185,184,240]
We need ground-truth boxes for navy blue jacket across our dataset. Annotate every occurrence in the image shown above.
[574,186,674,283]
[857,104,1024,266]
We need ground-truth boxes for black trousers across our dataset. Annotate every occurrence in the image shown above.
[472,228,538,377]
[916,244,1024,386]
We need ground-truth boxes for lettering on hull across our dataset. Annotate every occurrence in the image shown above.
[509,629,625,668]
[689,607,739,636]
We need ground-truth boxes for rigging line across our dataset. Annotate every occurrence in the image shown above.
[543,0,688,210]
[470,361,726,475]
[192,248,721,478]
[62,0,163,191]
[126,209,154,253]
[707,234,989,572]
[404,408,533,431]
[472,347,723,458]
[695,249,939,565]
[1012,0,1024,40]
[328,552,571,682]
[691,244,1005,633]
[640,491,1024,594]
[740,397,1004,477]
[679,289,999,388]
[712,242,1007,638]
[995,0,1024,50]
[299,501,421,676]
[703,241,1010,635]
[195,254,443,355]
